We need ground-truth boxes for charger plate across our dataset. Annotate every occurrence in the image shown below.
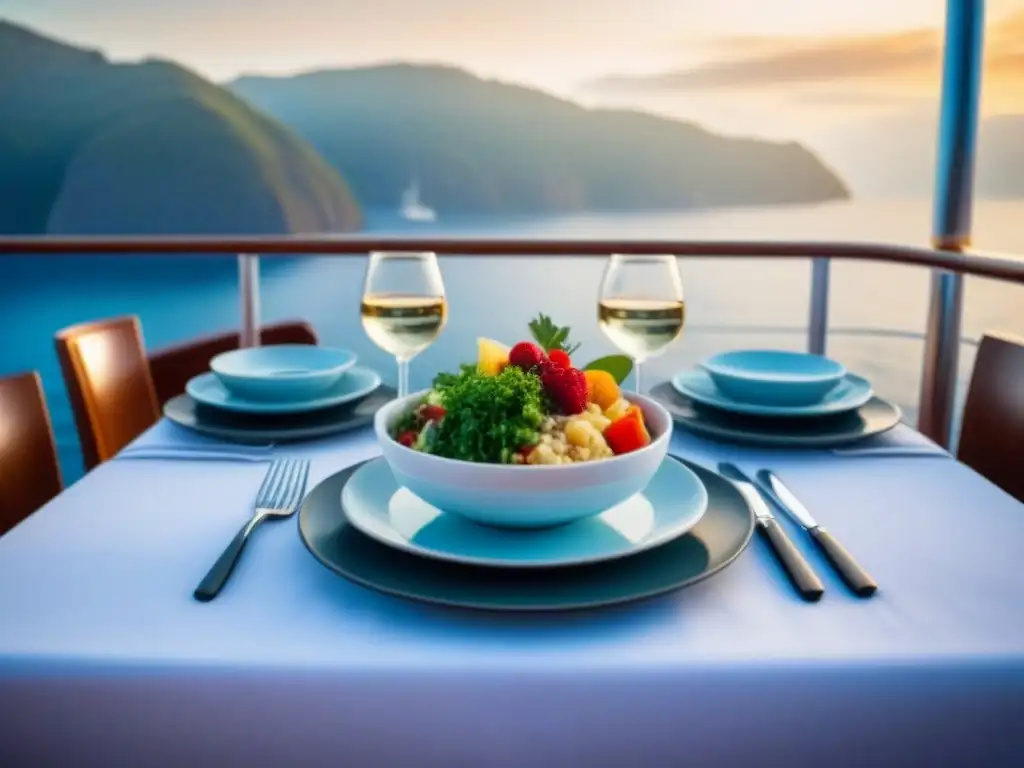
[298,456,755,612]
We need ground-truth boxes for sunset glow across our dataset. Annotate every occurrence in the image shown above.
[1,0,1020,187]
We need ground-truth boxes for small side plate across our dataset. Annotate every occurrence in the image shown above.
[164,385,395,443]
[651,381,902,448]
[672,369,873,418]
[186,366,381,414]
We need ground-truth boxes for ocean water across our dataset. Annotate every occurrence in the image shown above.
[2,198,1022,485]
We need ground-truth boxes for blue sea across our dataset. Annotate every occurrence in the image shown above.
[2,198,1022,484]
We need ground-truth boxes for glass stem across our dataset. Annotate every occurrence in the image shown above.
[397,357,410,398]
[634,360,643,394]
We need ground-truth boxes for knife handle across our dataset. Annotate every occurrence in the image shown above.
[757,519,824,602]
[810,528,878,597]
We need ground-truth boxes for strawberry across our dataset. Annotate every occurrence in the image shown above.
[547,349,571,369]
[508,341,547,372]
[541,366,588,415]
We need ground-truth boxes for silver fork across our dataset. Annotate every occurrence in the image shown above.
[193,458,311,602]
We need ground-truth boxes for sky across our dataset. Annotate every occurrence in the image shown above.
[2,0,1022,185]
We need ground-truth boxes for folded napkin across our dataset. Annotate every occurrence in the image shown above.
[116,448,271,463]
[114,418,381,468]
[670,420,950,474]
[828,427,950,457]
[114,420,273,459]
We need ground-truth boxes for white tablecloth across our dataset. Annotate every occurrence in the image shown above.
[1,419,1022,767]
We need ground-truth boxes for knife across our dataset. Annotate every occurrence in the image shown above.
[756,469,878,597]
[718,463,824,602]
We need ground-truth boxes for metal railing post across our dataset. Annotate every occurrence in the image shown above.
[238,253,261,348]
[918,0,985,448]
[808,257,830,355]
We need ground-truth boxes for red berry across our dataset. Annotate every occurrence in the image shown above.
[420,404,446,422]
[541,366,588,415]
[547,349,571,368]
[508,342,547,372]
[397,430,417,447]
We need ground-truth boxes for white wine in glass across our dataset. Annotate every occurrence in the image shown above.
[598,254,685,393]
[361,252,447,398]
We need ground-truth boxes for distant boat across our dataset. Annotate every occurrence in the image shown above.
[400,180,437,222]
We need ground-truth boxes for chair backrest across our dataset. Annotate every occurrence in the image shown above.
[958,332,1024,503]
[55,315,160,471]
[148,320,318,406]
[0,371,63,534]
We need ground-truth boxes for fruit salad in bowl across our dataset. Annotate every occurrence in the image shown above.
[374,315,673,528]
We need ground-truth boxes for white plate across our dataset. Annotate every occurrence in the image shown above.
[185,366,381,414]
[340,456,708,569]
[671,369,873,418]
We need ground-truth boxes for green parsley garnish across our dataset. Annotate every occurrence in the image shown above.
[528,313,581,356]
[432,363,478,391]
[429,365,545,463]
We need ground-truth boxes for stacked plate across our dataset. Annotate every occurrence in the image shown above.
[298,392,757,612]
[652,349,902,447]
[299,457,756,612]
[165,344,394,442]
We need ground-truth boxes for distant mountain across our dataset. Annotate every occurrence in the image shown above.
[0,20,361,236]
[230,65,849,215]
[811,108,1024,199]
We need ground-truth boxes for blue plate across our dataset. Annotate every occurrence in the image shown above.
[340,456,708,568]
[300,458,754,612]
[186,366,381,414]
[210,345,357,402]
[672,369,873,418]
[165,386,396,443]
[700,349,846,406]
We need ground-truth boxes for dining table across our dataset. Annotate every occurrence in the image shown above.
[1,408,1023,767]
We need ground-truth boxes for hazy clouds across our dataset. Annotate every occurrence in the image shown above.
[590,29,939,91]
[585,10,1023,113]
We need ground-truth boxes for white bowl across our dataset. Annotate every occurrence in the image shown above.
[699,349,846,407]
[210,345,357,402]
[374,390,673,529]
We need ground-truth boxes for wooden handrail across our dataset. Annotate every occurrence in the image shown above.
[1,236,1023,284]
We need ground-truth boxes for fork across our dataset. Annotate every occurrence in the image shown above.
[193,458,311,602]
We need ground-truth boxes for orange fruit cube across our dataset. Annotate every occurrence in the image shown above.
[603,412,651,455]
[584,369,621,411]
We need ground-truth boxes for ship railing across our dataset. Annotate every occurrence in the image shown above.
[1,234,1022,451]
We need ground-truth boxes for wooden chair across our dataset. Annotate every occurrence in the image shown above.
[957,332,1024,503]
[55,316,161,472]
[56,317,319,470]
[0,371,63,535]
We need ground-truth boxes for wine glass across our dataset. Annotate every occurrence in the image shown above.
[361,251,447,398]
[597,254,685,393]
